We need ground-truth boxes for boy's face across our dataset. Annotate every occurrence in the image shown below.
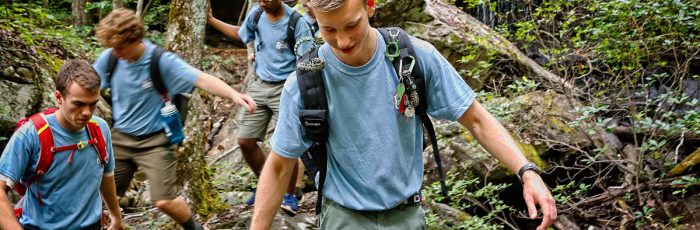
[260,0,282,14]
[112,40,142,62]
[314,0,375,62]
[302,3,315,19]
[55,82,99,131]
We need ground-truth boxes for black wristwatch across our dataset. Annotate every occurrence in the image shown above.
[517,162,541,183]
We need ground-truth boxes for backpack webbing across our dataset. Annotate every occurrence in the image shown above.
[297,27,450,214]
[13,110,108,217]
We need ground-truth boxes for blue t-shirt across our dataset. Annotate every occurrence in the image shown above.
[93,40,200,136]
[239,5,313,82]
[0,114,115,229]
[271,28,477,211]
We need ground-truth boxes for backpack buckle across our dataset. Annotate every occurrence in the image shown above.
[300,109,328,142]
[385,29,401,61]
[76,141,87,150]
[385,40,400,61]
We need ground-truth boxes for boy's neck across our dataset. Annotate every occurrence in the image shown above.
[55,110,82,132]
[128,42,146,63]
[266,6,285,22]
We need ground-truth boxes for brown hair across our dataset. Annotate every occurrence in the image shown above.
[96,8,145,47]
[307,0,368,12]
[56,60,101,96]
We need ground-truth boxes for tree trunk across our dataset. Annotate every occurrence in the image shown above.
[136,0,144,16]
[373,0,580,96]
[71,0,89,27]
[165,0,227,216]
[113,0,123,10]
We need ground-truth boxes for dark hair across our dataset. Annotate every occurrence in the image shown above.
[56,60,101,96]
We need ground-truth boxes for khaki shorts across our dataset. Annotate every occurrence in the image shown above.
[236,76,285,140]
[112,130,179,201]
[318,197,426,230]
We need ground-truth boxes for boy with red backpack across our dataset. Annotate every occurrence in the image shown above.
[0,60,124,230]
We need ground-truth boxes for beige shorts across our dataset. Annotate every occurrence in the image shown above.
[111,130,179,201]
[236,76,285,140]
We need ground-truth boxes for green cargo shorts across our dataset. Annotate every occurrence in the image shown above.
[318,197,427,230]
[111,130,179,201]
[236,76,285,140]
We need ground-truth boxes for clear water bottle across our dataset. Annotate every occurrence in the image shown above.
[161,101,185,144]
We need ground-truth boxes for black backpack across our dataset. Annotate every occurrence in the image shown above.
[251,8,303,53]
[102,46,191,125]
[297,27,449,214]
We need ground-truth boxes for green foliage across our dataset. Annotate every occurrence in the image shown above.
[210,160,257,191]
[551,181,590,205]
[505,76,539,95]
[453,0,699,228]
[0,3,101,57]
[671,175,700,197]
[426,172,513,229]
[142,4,170,30]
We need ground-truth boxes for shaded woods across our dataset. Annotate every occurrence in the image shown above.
[0,0,698,229]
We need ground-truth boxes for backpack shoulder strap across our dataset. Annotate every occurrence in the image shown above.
[106,53,118,87]
[296,47,329,214]
[377,27,427,114]
[311,21,319,36]
[86,120,108,165]
[150,46,168,98]
[287,11,303,52]
[378,27,450,199]
[252,8,264,40]
[296,47,328,141]
[29,113,54,179]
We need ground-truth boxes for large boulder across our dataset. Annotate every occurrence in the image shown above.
[509,90,593,154]
[423,119,547,185]
[0,28,67,150]
[372,0,575,93]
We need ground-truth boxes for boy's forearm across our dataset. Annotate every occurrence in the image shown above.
[459,101,529,173]
[0,182,21,229]
[99,175,122,220]
[250,151,297,230]
[194,73,240,101]
[207,16,242,42]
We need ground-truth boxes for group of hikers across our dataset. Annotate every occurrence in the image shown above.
[0,0,558,229]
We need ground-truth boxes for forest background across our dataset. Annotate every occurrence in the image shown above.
[0,0,699,229]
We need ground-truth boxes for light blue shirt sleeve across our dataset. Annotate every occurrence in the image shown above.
[158,52,200,96]
[0,124,37,182]
[415,39,477,121]
[238,6,260,44]
[270,74,313,159]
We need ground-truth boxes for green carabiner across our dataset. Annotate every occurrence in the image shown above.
[385,39,400,61]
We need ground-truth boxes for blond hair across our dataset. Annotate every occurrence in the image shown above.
[56,60,101,96]
[96,8,144,47]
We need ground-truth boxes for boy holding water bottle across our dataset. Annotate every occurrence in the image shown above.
[92,8,255,230]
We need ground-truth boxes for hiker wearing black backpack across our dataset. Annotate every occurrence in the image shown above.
[207,0,313,214]
[0,60,124,230]
[91,9,256,230]
[250,0,558,229]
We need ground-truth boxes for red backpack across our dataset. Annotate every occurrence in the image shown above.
[12,108,108,218]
